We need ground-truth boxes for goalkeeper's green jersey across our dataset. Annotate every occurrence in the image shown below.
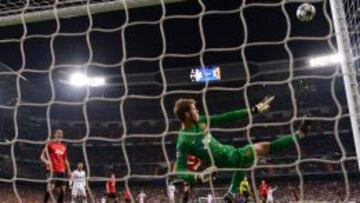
[175,109,250,183]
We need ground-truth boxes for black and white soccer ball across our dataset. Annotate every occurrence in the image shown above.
[296,3,316,22]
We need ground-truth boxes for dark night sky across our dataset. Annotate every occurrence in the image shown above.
[0,0,333,71]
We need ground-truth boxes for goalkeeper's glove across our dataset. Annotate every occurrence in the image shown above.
[251,95,275,114]
[195,166,218,183]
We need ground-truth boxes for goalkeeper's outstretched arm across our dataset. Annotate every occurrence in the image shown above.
[198,96,275,126]
[173,96,274,130]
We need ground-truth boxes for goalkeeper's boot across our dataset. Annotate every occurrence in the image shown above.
[298,118,312,138]
[223,192,236,203]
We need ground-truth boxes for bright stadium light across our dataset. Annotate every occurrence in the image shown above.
[89,77,106,87]
[308,53,342,68]
[69,72,88,87]
[69,72,105,87]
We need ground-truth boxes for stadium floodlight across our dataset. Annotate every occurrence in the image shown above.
[90,77,106,87]
[69,72,105,87]
[69,72,88,87]
[308,53,342,67]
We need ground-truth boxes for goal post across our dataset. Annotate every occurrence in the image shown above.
[0,0,185,27]
[329,0,360,170]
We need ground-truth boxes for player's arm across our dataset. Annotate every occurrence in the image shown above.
[198,96,275,126]
[63,148,71,176]
[69,171,74,189]
[175,143,195,183]
[65,158,71,176]
[40,145,50,166]
[198,109,249,126]
[83,173,87,188]
[247,182,253,195]
[172,162,177,173]
[106,182,110,194]
[85,179,88,188]
[176,145,216,184]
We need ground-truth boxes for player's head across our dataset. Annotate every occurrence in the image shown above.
[77,162,84,170]
[109,172,115,179]
[261,180,266,184]
[243,176,248,181]
[53,129,63,141]
[174,98,199,123]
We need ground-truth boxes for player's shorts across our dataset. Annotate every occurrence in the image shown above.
[106,192,117,199]
[71,186,86,197]
[236,144,255,168]
[222,144,255,168]
[241,191,250,199]
[217,144,255,169]
[261,193,267,200]
[46,172,67,188]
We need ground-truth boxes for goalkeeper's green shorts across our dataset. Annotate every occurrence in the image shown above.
[219,144,255,168]
[237,144,255,168]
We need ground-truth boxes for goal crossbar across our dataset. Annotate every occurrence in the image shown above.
[0,0,185,27]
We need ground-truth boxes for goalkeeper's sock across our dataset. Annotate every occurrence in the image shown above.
[270,134,299,154]
[270,119,311,154]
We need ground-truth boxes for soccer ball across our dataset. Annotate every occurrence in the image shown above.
[296,3,316,22]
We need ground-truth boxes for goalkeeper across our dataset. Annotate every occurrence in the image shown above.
[173,96,311,203]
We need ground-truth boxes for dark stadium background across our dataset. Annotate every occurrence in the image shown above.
[0,0,358,201]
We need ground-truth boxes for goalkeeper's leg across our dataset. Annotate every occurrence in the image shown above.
[224,120,311,203]
[254,119,311,156]
[229,171,245,194]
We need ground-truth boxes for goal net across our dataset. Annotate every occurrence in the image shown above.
[0,0,359,202]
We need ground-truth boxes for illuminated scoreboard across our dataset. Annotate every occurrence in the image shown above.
[190,66,221,82]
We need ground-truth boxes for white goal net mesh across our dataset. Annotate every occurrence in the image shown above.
[0,0,359,202]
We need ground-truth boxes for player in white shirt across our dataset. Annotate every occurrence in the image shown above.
[70,162,87,203]
[266,186,277,203]
[168,183,176,203]
[137,189,147,203]
[207,193,213,203]
[100,194,106,203]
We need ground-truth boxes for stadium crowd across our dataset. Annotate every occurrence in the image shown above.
[0,179,359,202]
